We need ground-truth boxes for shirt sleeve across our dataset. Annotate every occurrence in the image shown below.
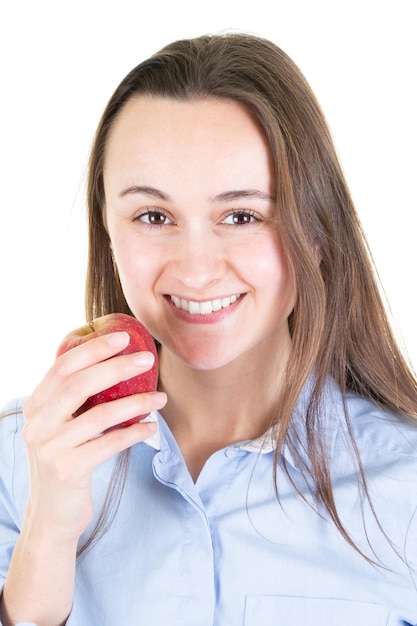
[0,400,29,608]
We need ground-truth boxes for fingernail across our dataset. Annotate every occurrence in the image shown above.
[146,421,159,433]
[150,391,167,408]
[106,331,130,347]
[132,352,155,367]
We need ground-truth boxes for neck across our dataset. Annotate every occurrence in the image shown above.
[157,333,291,479]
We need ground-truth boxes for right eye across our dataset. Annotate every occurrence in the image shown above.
[135,210,172,227]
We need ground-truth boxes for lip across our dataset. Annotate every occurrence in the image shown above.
[165,293,244,324]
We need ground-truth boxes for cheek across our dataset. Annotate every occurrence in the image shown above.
[113,236,153,283]
[111,240,157,313]
[250,237,294,294]
[113,247,161,331]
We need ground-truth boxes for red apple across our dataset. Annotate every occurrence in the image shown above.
[56,313,158,428]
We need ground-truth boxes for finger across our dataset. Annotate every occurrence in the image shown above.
[71,419,160,475]
[25,332,131,417]
[29,331,131,407]
[58,391,166,448]
[24,350,156,441]
[55,331,132,376]
[57,350,155,418]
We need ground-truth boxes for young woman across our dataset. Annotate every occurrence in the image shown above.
[1,33,416,626]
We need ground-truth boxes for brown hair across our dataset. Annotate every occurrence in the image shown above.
[84,33,417,559]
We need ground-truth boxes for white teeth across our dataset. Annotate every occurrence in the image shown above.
[200,301,213,314]
[170,294,241,315]
[188,300,200,315]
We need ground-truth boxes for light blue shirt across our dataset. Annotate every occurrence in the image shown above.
[1,380,417,625]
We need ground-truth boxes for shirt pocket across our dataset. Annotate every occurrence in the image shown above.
[245,595,391,626]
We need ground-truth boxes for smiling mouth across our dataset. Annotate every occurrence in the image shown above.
[170,294,241,315]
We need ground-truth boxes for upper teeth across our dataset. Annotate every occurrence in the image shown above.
[170,294,241,314]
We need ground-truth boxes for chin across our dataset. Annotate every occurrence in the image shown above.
[175,351,229,371]
[166,340,246,372]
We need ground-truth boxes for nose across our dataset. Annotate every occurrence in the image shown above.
[170,227,227,291]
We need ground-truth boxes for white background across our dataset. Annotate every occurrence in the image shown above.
[0,0,415,409]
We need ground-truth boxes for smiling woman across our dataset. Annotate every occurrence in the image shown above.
[103,96,294,373]
[1,32,417,626]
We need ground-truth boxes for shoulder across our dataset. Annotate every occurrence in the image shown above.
[344,390,417,462]
[298,377,417,468]
[345,393,417,576]
[331,390,417,530]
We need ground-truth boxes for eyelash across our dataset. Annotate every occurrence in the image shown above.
[134,208,261,228]
[134,209,171,227]
[222,209,260,225]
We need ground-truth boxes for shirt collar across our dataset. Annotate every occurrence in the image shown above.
[141,411,161,450]
[142,376,343,466]
[239,377,343,459]
[141,411,276,454]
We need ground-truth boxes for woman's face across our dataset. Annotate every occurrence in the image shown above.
[104,96,296,371]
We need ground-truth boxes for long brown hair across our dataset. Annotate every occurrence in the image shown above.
[84,33,417,559]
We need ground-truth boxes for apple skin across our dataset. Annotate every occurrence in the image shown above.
[56,313,159,428]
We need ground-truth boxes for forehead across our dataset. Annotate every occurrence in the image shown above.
[104,96,272,164]
[103,96,275,196]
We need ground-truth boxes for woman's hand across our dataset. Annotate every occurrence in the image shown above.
[22,329,166,541]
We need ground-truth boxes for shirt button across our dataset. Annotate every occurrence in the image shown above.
[225,446,240,458]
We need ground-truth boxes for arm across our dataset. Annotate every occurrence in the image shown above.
[0,521,77,626]
[0,331,165,626]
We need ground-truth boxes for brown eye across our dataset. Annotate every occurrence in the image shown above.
[148,212,167,225]
[136,210,171,226]
[223,210,258,225]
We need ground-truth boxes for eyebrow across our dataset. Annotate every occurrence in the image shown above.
[119,185,275,204]
[119,186,172,201]
[211,189,275,203]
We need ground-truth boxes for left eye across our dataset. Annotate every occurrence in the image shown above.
[222,211,258,225]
